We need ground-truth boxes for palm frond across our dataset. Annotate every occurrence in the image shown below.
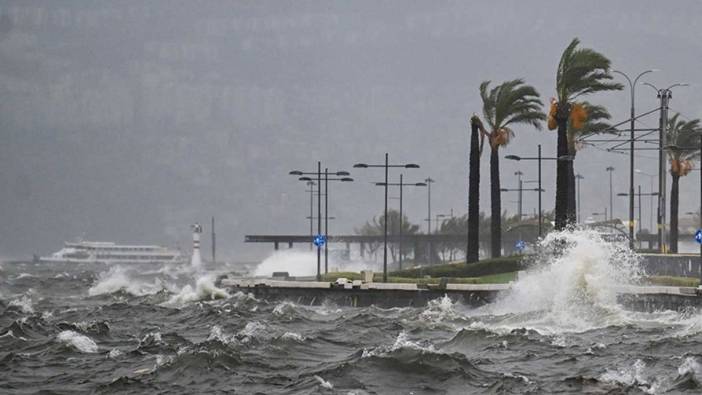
[556,38,623,102]
[479,79,545,137]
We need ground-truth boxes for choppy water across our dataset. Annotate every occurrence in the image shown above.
[2,230,702,394]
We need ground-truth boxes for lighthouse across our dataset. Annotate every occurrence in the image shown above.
[191,223,203,267]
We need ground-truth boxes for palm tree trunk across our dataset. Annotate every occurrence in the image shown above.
[467,119,480,263]
[670,173,680,253]
[567,156,577,224]
[490,146,502,258]
[555,103,570,230]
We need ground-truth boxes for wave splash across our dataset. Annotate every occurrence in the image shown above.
[473,228,644,333]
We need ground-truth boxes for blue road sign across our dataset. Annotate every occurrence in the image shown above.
[695,229,702,245]
[515,240,526,251]
[313,234,327,247]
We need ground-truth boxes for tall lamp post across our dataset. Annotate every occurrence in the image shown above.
[300,170,353,275]
[291,164,352,280]
[514,171,524,219]
[643,82,689,253]
[354,154,420,282]
[613,69,656,249]
[304,181,316,250]
[575,174,584,223]
[606,166,615,221]
[505,145,573,237]
[378,174,427,270]
[424,177,435,265]
[618,189,658,248]
[635,169,657,232]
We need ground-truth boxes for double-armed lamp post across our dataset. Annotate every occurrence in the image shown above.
[505,144,573,237]
[290,163,352,280]
[612,69,656,249]
[375,174,426,270]
[354,153,420,282]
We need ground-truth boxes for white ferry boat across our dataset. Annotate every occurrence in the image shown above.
[38,241,185,264]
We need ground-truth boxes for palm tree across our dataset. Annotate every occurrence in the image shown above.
[467,115,487,262]
[666,113,701,253]
[479,79,546,258]
[550,38,622,229]
[566,102,612,222]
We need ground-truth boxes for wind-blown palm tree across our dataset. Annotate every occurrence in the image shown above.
[550,38,622,229]
[566,102,612,222]
[666,113,701,253]
[479,79,546,258]
[467,115,487,263]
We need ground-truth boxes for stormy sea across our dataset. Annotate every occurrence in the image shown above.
[2,230,702,394]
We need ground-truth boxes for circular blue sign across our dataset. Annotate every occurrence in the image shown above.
[515,240,526,251]
[313,234,327,247]
[695,229,702,245]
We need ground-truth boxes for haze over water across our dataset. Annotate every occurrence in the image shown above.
[3,230,702,393]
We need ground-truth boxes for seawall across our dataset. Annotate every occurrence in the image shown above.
[220,278,702,312]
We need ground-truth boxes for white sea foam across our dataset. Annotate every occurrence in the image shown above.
[280,331,305,342]
[314,375,333,389]
[472,229,644,334]
[362,330,436,358]
[9,295,34,314]
[237,321,269,343]
[165,275,229,305]
[57,330,98,353]
[88,266,168,296]
[108,348,123,359]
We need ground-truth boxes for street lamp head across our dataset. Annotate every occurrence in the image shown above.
[425,177,435,183]
[299,177,313,181]
[500,188,509,192]
[505,155,522,161]
[340,177,354,182]
[617,193,628,196]
[415,182,427,186]
[606,166,615,171]
[515,170,523,175]
[353,163,368,168]
[289,170,303,175]
[336,171,350,176]
[374,182,386,186]
[404,164,420,168]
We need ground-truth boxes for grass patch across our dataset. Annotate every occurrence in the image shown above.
[321,271,518,285]
[390,255,527,278]
[644,276,700,287]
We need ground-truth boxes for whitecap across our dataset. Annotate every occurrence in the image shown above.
[56,330,98,353]
[107,348,123,359]
[165,275,229,306]
[9,295,34,314]
[314,375,333,389]
[280,332,305,342]
[88,266,167,296]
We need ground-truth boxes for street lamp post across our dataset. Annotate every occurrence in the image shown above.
[635,169,657,232]
[606,166,615,221]
[505,145,573,237]
[376,174,426,270]
[613,69,656,249]
[575,174,584,223]
[354,154,420,282]
[291,164,352,280]
[300,171,353,275]
[305,181,316,250]
[617,189,659,248]
[514,171,524,219]
[424,177,435,266]
[643,82,687,253]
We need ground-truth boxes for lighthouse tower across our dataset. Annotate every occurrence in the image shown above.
[191,223,203,267]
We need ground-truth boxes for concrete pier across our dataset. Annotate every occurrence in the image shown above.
[219,277,702,311]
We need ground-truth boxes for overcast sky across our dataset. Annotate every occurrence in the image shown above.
[1,1,701,260]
